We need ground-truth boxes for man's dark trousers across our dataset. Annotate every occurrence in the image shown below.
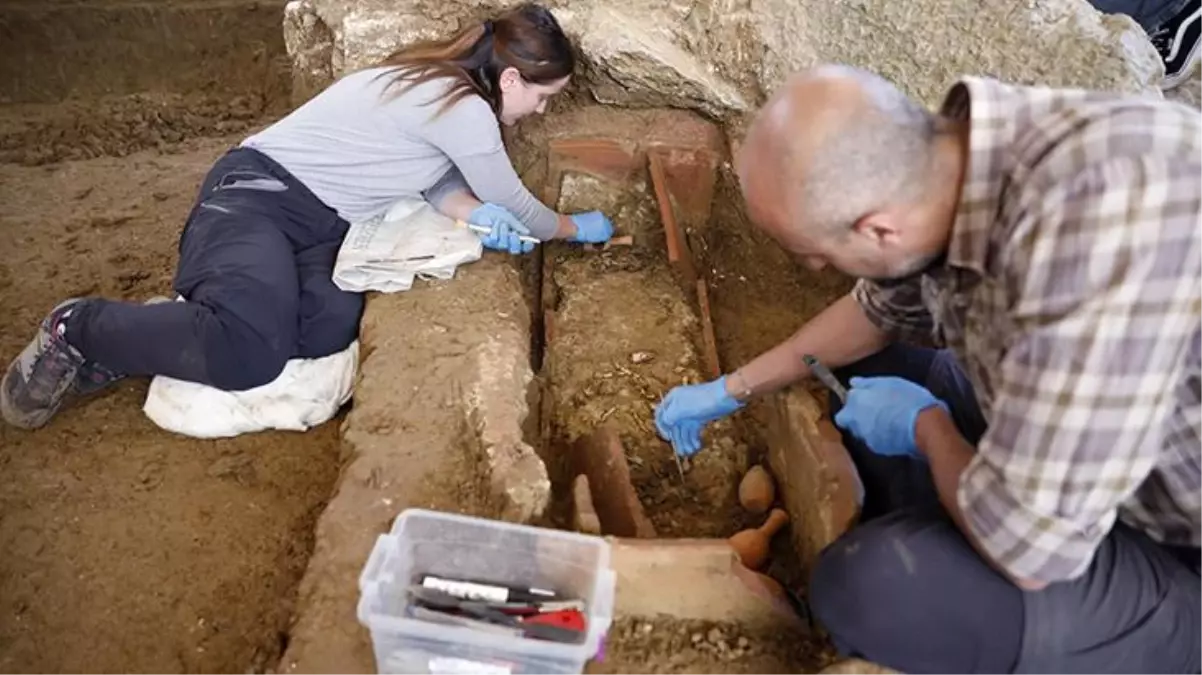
[67,147,364,390]
[809,344,1201,674]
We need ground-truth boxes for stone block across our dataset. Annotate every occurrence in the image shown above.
[766,387,861,575]
[569,3,749,117]
[610,538,805,631]
[277,256,544,673]
[284,0,336,105]
[743,0,1163,107]
[284,0,1164,126]
[466,326,551,523]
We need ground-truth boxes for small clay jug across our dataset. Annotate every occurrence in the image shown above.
[728,508,789,570]
[738,465,776,514]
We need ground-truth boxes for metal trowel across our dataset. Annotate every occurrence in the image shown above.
[802,354,847,403]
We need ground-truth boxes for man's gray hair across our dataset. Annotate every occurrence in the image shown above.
[793,65,938,235]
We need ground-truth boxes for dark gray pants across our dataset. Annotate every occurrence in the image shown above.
[66,147,364,391]
[1087,0,1193,32]
[809,345,1201,674]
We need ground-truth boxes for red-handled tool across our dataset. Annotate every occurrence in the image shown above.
[520,609,587,633]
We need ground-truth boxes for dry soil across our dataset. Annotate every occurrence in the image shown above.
[0,134,342,673]
[545,171,747,537]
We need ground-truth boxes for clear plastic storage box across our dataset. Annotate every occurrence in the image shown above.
[357,509,616,674]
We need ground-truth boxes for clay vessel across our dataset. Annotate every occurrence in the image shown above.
[728,508,789,570]
[738,465,776,514]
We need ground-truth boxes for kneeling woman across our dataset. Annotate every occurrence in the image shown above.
[2,2,612,429]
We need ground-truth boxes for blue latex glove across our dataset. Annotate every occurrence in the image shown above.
[568,211,614,244]
[833,376,949,458]
[654,376,744,457]
[470,203,536,255]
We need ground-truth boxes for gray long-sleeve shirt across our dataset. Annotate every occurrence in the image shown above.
[241,67,559,239]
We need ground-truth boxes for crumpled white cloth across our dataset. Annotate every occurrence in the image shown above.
[332,196,483,293]
[143,340,358,439]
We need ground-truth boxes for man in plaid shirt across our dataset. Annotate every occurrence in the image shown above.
[655,65,1200,672]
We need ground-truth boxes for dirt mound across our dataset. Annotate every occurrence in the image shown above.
[0,93,283,166]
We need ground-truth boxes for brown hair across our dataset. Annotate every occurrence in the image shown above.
[375,3,575,117]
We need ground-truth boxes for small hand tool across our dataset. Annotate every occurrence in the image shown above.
[407,586,585,644]
[520,609,587,633]
[419,575,557,604]
[455,219,540,244]
[671,449,687,481]
[802,354,847,403]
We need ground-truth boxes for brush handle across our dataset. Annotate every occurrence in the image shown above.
[457,219,541,244]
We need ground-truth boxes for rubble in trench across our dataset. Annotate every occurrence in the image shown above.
[545,170,746,538]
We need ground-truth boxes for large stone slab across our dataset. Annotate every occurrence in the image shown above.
[282,0,1163,115]
[609,538,804,631]
[278,256,547,673]
[767,387,861,575]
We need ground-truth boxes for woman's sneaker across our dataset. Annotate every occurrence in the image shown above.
[1152,2,1201,89]
[1,300,86,429]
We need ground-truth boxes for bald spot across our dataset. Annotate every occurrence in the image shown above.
[736,66,936,240]
[739,74,870,235]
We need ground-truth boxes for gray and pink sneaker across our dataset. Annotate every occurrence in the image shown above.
[1,299,86,429]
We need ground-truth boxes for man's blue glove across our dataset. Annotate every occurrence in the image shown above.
[568,211,614,244]
[833,376,949,458]
[654,376,744,457]
[470,203,536,255]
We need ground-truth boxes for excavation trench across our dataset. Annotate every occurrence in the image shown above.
[504,105,851,672]
[512,107,738,535]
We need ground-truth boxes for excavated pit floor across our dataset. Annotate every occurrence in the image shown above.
[545,172,746,537]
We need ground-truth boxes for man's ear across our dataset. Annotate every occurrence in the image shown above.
[498,66,521,92]
[851,212,900,247]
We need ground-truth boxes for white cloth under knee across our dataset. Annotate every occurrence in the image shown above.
[142,340,358,438]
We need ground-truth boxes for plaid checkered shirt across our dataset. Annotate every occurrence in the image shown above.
[853,77,1202,583]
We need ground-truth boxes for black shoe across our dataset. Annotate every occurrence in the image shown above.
[1151,2,1201,89]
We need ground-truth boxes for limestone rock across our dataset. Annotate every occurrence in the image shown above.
[467,332,551,523]
[283,0,335,104]
[749,0,1164,105]
[279,257,543,673]
[283,0,749,116]
[567,4,748,117]
[285,0,1164,117]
